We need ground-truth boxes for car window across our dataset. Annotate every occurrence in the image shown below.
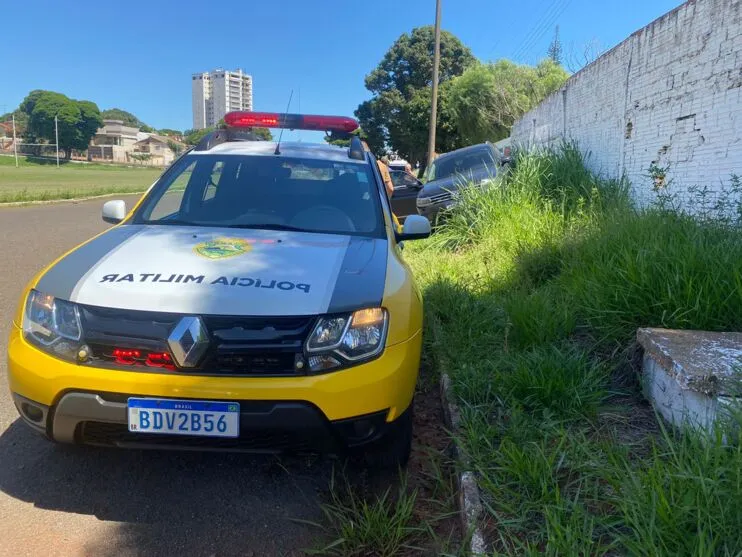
[148,160,195,220]
[203,161,224,201]
[426,148,496,181]
[135,154,383,237]
[390,171,419,189]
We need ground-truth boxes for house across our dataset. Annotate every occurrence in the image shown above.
[129,134,186,166]
[88,121,186,166]
[89,119,140,163]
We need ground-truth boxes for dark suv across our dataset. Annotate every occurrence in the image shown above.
[416,142,508,222]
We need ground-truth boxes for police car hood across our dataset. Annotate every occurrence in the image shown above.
[35,225,388,316]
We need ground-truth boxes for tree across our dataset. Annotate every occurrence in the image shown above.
[251,127,272,141]
[158,128,182,137]
[324,128,364,148]
[566,38,605,73]
[139,124,154,133]
[0,109,28,136]
[166,139,184,155]
[130,152,152,165]
[101,108,146,129]
[22,90,103,158]
[184,127,214,145]
[547,26,563,64]
[356,26,476,163]
[447,59,569,145]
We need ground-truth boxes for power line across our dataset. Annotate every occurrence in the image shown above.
[512,0,566,62]
[510,0,564,61]
[518,0,572,62]
[513,0,572,63]
[482,0,550,61]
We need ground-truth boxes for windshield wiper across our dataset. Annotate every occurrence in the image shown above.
[224,223,312,233]
[149,219,205,226]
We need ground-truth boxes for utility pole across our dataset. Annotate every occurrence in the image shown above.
[426,0,442,169]
[12,114,18,168]
[54,115,60,168]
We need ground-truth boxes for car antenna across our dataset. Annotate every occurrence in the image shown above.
[274,89,294,155]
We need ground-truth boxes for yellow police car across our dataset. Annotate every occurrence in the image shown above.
[7,112,431,467]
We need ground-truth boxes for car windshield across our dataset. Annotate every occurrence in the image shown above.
[134,153,383,237]
[426,148,496,181]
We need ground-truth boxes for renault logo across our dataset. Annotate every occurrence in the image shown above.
[168,316,209,368]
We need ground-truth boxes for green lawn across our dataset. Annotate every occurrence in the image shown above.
[0,155,162,202]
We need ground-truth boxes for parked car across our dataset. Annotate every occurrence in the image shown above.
[389,170,423,221]
[416,142,508,223]
[7,111,433,468]
[388,159,409,172]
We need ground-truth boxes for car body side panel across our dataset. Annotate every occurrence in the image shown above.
[381,243,423,348]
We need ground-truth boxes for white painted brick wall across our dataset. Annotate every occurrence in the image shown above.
[511,0,742,207]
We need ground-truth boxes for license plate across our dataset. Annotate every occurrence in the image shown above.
[127,398,240,438]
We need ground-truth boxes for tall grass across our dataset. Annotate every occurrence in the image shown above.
[408,142,742,554]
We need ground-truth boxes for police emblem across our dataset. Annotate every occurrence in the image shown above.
[194,237,252,259]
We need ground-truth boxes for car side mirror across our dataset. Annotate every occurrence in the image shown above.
[396,214,431,242]
[102,200,127,224]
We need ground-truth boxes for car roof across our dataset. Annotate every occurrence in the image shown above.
[435,142,495,161]
[189,140,367,164]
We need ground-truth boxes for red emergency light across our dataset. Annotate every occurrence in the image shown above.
[224,111,359,133]
[111,348,175,370]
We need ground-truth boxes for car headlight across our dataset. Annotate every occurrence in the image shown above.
[305,308,388,372]
[22,290,85,362]
[416,196,432,208]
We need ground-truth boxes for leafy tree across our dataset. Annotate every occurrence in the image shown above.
[251,127,272,141]
[166,139,184,155]
[158,128,182,137]
[0,109,28,136]
[324,128,364,148]
[139,124,154,133]
[547,26,563,64]
[22,90,103,158]
[356,26,476,163]
[101,108,145,128]
[130,152,152,165]
[184,127,214,145]
[447,59,569,144]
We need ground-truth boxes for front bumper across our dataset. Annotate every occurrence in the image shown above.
[417,200,455,222]
[8,325,422,449]
[12,391,396,452]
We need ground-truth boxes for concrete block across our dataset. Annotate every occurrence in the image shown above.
[637,328,742,432]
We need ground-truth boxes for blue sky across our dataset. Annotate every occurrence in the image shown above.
[1,0,682,136]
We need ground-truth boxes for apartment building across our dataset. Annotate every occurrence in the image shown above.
[192,69,253,129]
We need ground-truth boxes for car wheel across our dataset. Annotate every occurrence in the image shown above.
[361,404,413,469]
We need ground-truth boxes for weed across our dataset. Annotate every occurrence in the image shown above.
[406,142,742,554]
[306,476,421,557]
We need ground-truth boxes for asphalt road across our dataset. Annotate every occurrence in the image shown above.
[0,196,332,557]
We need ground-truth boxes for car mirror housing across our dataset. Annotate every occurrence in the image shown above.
[396,215,431,242]
[102,200,127,224]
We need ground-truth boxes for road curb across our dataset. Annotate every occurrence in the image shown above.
[440,373,487,555]
[0,191,147,208]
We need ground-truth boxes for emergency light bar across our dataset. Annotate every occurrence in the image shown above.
[225,111,359,133]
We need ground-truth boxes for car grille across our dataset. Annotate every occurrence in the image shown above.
[429,191,453,204]
[79,305,315,376]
